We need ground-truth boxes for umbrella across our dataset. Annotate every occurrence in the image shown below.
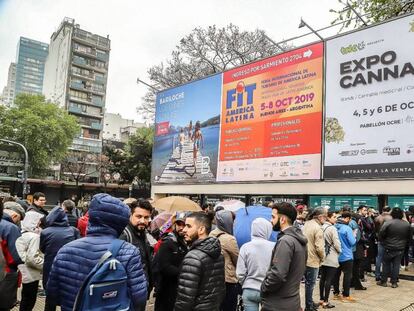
[234,205,278,248]
[152,196,201,212]
[214,200,245,212]
[150,211,173,232]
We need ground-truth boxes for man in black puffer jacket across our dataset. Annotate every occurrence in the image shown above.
[175,212,225,311]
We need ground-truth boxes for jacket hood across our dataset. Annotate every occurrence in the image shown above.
[282,226,307,246]
[336,218,349,227]
[192,236,222,259]
[215,210,234,235]
[21,211,43,233]
[88,193,130,237]
[251,217,273,240]
[46,206,69,227]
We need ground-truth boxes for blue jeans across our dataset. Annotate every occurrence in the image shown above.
[305,266,319,309]
[375,243,385,280]
[242,288,261,311]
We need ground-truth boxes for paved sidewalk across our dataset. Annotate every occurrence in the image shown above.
[12,275,414,310]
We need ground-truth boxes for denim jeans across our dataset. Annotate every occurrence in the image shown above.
[375,243,385,280]
[242,288,261,311]
[305,266,319,309]
[382,249,404,284]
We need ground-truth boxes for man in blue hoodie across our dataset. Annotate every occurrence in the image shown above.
[332,211,357,303]
[47,194,147,311]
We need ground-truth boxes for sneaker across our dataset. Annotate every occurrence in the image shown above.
[332,294,342,300]
[37,289,46,298]
[341,296,357,303]
[376,281,387,287]
[391,283,398,288]
[322,302,335,309]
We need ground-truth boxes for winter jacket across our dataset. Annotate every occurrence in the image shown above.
[77,212,89,237]
[335,220,356,262]
[321,223,341,268]
[27,203,48,228]
[303,219,325,268]
[119,222,153,291]
[16,211,44,284]
[374,212,392,234]
[261,226,307,311]
[209,210,239,284]
[0,214,22,309]
[0,214,22,273]
[65,211,78,228]
[47,194,147,311]
[40,206,80,289]
[236,218,275,291]
[379,218,411,251]
[154,231,188,311]
[175,237,225,311]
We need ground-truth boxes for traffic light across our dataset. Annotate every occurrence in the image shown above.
[17,170,25,181]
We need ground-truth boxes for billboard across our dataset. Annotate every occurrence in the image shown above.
[217,43,324,181]
[388,196,414,211]
[152,74,222,184]
[309,196,378,211]
[324,15,414,179]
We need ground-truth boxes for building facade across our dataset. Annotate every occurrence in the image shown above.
[43,17,110,182]
[0,63,16,107]
[15,37,48,97]
[103,112,145,142]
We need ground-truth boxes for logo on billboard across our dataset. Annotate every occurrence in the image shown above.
[360,149,378,155]
[201,157,211,174]
[225,81,256,123]
[340,41,365,55]
[339,150,359,156]
[156,122,170,136]
[383,146,400,156]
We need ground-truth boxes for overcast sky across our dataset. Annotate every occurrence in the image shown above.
[0,0,342,122]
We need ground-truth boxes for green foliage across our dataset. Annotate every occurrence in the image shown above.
[0,94,80,176]
[104,127,154,184]
[331,0,414,30]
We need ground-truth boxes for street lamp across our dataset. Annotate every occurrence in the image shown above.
[298,18,324,41]
[0,139,29,198]
[263,34,286,52]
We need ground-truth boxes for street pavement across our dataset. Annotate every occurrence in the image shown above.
[12,274,414,311]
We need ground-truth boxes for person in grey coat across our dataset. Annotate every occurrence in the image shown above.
[237,218,275,311]
[261,202,307,311]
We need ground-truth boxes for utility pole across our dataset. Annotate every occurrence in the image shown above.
[0,139,29,198]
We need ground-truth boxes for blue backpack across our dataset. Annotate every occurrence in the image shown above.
[73,239,131,311]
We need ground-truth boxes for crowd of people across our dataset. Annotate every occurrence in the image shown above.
[0,192,413,311]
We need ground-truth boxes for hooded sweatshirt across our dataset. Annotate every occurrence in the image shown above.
[236,218,275,291]
[16,211,44,283]
[209,210,239,283]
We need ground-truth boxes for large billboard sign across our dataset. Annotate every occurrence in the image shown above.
[324,15,414,179]
[217,43,324,181]
[152,74,222,184]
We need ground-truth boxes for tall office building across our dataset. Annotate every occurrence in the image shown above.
[0,63,16,106]
[15,37,48,97]
[43,18,110,182]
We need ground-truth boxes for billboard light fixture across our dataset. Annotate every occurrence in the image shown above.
[136,78,159,92]
[298,18,324,41]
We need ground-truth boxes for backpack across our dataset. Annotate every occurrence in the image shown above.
[73,239,130,311]
[0,238,6,282]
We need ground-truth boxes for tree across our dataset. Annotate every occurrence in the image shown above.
[0,94,80,177]
[331,0,414,30]
[139,24,290,121]
[104,127,154,185]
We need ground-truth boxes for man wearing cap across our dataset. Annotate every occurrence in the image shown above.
[0,201,24,311]
[154,212,188,311]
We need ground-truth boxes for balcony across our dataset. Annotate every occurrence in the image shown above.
[71,137,102,153]
[96,52,109,62]
[69,94,91,105]
[91,122,103,130]
[91,97,104,107]
[73,29,110,51]
[72,56,87,67]
[68,105,83,114]
[70,81,87,91]
[95,76,105,84]
[71,69,93,80]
